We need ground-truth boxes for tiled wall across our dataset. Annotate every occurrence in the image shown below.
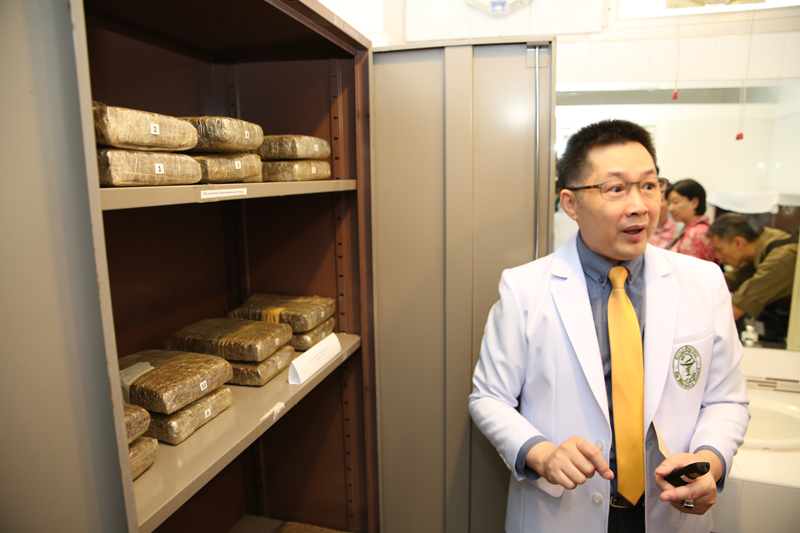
[557,32,800,85]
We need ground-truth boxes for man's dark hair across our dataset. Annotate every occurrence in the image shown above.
[667,178,708,216]
[556,119,657,189]
[707,213,759,242]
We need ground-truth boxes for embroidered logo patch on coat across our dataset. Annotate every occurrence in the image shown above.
[672,345,702,389]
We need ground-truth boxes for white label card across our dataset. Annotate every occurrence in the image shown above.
[314,144,319,152]
[200,188,247,200]
[154,163,165,175]
[311,166,317,174]
[204,408,211,418]
[200,380,208,392]
[245,130,250,139]
[289,333,341,385]
[150,123,160,135]
[234,160,242,170]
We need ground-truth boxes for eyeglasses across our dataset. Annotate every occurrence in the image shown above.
[565,177,669,202]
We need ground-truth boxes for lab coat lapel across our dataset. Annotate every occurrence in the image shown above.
[642,246,677,429]
[551,236,610,425]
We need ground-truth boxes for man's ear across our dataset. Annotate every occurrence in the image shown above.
[732,235,747,249]
[560,190,579,222]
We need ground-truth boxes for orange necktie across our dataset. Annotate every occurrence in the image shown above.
[608,265,645,505]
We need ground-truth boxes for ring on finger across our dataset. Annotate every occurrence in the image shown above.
[682,498,694,510]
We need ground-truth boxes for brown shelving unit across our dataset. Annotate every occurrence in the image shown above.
[70,0,376,531]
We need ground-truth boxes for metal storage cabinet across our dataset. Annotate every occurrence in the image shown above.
[372,40,556,533]
[0,1,377,532]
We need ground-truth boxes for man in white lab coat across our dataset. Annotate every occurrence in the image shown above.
[469,120,749,533]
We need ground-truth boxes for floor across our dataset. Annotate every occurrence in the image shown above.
[229,515,349,533]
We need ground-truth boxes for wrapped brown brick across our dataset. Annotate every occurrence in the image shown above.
[145,386,233,445]
[93,101,197,151]
[182,117,264,153]
[97,148,202,187]
[229,294,335,332]
[119,350,232,414]
[255,135,331,160]
[261,160,331,182]
[288,317,336,351]
[129,436,158,481]
[123,403,151,444]
[229,345,296,386]
[192,153,261,183]
[166,318,293,362]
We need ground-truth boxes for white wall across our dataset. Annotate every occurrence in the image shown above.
[404,0,605,42]
[317,0,404,46]
[769,81,800,192]
[327,1,800,193]
[556,103,778,195]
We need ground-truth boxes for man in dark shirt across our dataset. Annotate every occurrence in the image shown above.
[708,213,798,342]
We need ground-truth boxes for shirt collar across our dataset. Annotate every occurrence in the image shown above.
[576,232,645,287]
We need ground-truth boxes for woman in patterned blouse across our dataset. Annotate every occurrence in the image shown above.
[666,179,720,264]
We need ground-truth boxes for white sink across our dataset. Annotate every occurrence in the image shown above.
[743,393,800,450]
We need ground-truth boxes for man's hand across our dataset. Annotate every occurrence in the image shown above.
[526,436,614,489]
[655,450,723,514]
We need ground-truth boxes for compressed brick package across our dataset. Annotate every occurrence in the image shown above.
[254,135,330,160]
[145,386,233,445]
[183,116,264,153]
[93,101,197,151]
[166,318,292,362]
[97,148,202,187]
[129,436,158,480]
[288,317,336,351]
[260,160,331,182]
[192,153,262,183]
[229,294,335,332]
[119,350,232,414]
[123,403,151,444]
[229,346,296,386]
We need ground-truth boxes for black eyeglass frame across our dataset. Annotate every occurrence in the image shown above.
[565,177,670,201]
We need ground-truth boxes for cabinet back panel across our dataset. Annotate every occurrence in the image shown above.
[257,361,350,530]
[245,195,339,305]
[103,203,237,358]
[86,24,219,117]
[238,59,334,140]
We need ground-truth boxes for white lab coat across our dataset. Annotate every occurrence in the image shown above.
[469,234,750,533]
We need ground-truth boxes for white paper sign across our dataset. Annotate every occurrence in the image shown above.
[200,188,247,199]
[289,333,341,385]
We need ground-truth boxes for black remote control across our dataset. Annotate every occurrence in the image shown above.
[664,462,710,487]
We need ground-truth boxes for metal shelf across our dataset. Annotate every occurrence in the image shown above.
[133,333,361,533]
[100,180,358,211]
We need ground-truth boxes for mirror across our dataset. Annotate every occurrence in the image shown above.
[554,78,800,350]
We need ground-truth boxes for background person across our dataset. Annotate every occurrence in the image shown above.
[469,119,749,533]
[666,179,718,263]
[708,213,798,343]
[650,184,677,248]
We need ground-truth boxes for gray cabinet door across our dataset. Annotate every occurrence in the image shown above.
[373,39,555,533]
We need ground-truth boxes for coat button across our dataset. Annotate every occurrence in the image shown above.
[595,439,605,451]
[592,493,603,505]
